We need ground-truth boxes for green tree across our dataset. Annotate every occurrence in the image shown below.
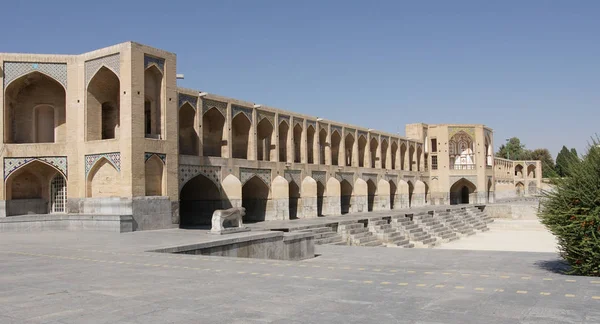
[496,137,528,160]
[529,148,558,177]
[539,138,600,276]
[556,146,580,177]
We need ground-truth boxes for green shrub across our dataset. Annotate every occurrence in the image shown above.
[539,139,600,276]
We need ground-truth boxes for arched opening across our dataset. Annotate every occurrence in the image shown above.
[449,131,475,170]
[381,139,389,169]
[367,179,376,212]
[4,72,66,143]
[516,182,525,196]
[408,145,415,171]
[487,178,493,203]
[180,174,221,227]
[5,161,67,216]
[528,182,537,195]
[144,65,163,138]
[202,108,225,157]
[318,129,327,165]
[145,155,164,196]
[232,113,251,159]
[87,66,120,141]
[515,164,524,177]
[400,143,407,170]
[179,103,198,155]
[358,135,367,167]
[87,158,119,198]
[424,182,429,204]
[389,180,397,209]
[331,131,341,166]
[340,180,352,214]
[450,178,476,205]
[370,138,378,168]
[416,146,423,171]
[307,125,315,164]
[293,124,303,163]
[289,181,300,219]
[279,121,289,162]
[316,181,325,216]
[242,176,269,222]
[527,165,536,178]
[257,118,274,161]
[485,135,493,166]
[407,181,414,207]
[345,133,354,166]
[390,142,398,169]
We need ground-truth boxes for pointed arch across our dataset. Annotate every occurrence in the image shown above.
[87,157,119,198]
[370,137,379,168]
[515,181,525,196]
[407,180,415,207]
[232,112,251,159]
[4,72,66,143]
[340,179,353,214]
[145,155,165,196]
[390,141,398,170]
[331,130,341,166]
[180,174,221,227]
[144,65,163,138]
[449,178,476,205]
[203,107,225,157]
[257,118,274,161]
[242,175,270,222]
[87,66,120,141]
[381,139,389,169]
[344,132,355,166]
[515,164,524,177]
[307,125,316,164]
[389,179,397,209]
[527,164,536,178]
[366,178,376,212]
[416,146,423,171]
[279,120,289,162]
[358,134,367,167]
[293,123,303,163]
[449,131,475,170]
[179,103,198,155]
[400,143,407,170]
[408,145,415,171]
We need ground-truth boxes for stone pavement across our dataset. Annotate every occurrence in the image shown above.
[1,231,599,324]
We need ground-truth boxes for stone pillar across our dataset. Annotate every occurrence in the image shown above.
[365,135,372,169]
[375,135,382,169]
[338,128,345,166]
[394,143,401,170]
[225,103,233,158]
[301,120,307,164]
[197,99,203,157]
[248,109,257,160]
[312,126,319,165]
[386,140,392,170]
[325,125,332,165]
[287,117,294,163]
[352,130,359,167]
[273,113,280,162]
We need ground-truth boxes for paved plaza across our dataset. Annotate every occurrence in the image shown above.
[1,230,599,324]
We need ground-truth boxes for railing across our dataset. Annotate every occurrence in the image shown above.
[449,154,475,170]
[450,163,476,170]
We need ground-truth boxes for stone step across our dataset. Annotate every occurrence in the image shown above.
[315,236,345,245]
[368,220,388,226]
[310,227,335,234]
[343,227,369,235]
[312,232,339,239]
[391,237,412,247]
[361,240,383,247]
[338,223,364,231]
[353,235,379,245]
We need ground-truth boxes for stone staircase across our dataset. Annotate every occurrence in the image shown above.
[466,207,494,224]
[338,222,382,247]
[367,218,414,248]
[453,209,489,232]
[293,226,345,245]
[412,212,459,243]
[390,214,439,248]
[435,210,476,237]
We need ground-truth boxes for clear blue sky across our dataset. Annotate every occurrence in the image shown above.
[2,1,598,157]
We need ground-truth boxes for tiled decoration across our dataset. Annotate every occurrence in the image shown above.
[257,110,274,126]
[357,131,367,140]
[4,156,67,180]
[306,120,316,130]
[231,105,252,121]
[385,174,398,183]
[331,125,342,136]
[335,172,354,184]
[319,122,328,133]
[278,115,290,126]
[344,128,355,137]
[202,98,227,117]
[362,173,378,183]
[284,170,302,185]
[448,127,475,139]
[85,153,121,177]
[178,93,198,110]
[311,171,326,186]
[144,152,166,164]
[370,134,379,142]
[179,165,221,189]
[85,54,120,87]
[293,118,303,128]
[3,62,67,89]
[144,55,165,74]
[240,168,271,187]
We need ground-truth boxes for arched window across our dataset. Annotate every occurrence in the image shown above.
[449,131,475,170]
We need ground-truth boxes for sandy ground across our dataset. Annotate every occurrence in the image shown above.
[438,219,559,253]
